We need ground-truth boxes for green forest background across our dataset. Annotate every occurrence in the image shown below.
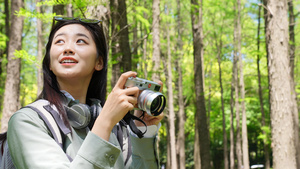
[0,0,299,169]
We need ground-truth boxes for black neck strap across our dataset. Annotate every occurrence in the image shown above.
[122,112,147,138]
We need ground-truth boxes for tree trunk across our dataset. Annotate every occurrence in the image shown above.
[230,72,235,169]
[165,16,177,168]
[142,30,148,79]
[207,61,212,132]
[0,0,10,111]
[110,0,121,87]
[265,0,297,168]
[132,0,138,72]
[142,0,148,79]
[86,2,110,45]
[288,1,300,168]
[257,3,270,169]
[176,56,186,169]
[118,0,131,72]
[1,0,24,132]
[234,2,242,168]
[36,0,44,96]
[176,1,186,168]
[191,0,211,168]
[216,37,228,169]
[66,2,73,17]
[236,0,250,168]
[151,0,160,82]
[162,52,171,169]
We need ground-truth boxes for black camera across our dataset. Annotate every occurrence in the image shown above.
[125,77,166,116]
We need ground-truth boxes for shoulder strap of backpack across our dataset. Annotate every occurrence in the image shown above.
[0,133,7,157]
[0,99,73,168]
[24,100,72,161]
[24,100,71,149]
[25,100,64,147]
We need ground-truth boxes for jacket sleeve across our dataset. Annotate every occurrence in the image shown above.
[7,108,121,169]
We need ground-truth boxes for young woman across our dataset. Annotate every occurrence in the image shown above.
[6,17,163,169]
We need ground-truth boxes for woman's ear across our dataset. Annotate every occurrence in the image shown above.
[95,57,103,71]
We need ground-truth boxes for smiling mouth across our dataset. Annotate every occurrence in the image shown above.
[60,57,78,64]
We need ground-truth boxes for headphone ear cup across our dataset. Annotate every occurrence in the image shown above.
[66,103,91,129]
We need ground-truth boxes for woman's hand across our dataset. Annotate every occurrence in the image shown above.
[92,71,139,141]
[134,110,164,127]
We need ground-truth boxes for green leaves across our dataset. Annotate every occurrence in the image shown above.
[36,0,69,7]
[258,126,271,145]
[15,8,55,22]
[14,50,40,67]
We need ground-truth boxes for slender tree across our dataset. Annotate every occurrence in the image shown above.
[265,0,297,168]
[211,12,229,168]
[191,0,211,168]
[230,66,235,169]
[257,3,270,169]
[36,0,44,96]
[66,1,73,17]
[118,0,131,72]
[152,0,160,82]
[142,1,148,79]
[215,33,228,169]
[165,11,177,168]
[0,0,10,111]
[234,1,242,168]
[288,1,300,168]
[110,0,121,87]
[165,9,178,168]
[236,0,250,168]
[161,47,171,169]
[1,0,24,132]
[132,0,138,72]
[176,0,186,168]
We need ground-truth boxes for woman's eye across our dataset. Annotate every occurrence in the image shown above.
[77,39,87,44]
[55,40,64,44]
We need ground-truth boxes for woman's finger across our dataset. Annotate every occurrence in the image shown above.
[127,96,138,105]
[124,86,139,98]
[157,81,163,92]
[115,71,137,89]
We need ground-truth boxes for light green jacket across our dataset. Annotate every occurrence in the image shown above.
[7,107,158,169]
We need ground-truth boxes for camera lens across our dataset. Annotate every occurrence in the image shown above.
[151,97,160,112]
[138,90,166,116]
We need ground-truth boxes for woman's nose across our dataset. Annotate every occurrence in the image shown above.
[64,49,74,54]
[63,45,75,55]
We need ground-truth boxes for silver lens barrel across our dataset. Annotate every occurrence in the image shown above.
[138,90,166,116]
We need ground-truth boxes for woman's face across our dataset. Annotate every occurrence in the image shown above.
[49,24,103,82]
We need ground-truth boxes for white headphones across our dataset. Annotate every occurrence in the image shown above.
[65,100,102,129]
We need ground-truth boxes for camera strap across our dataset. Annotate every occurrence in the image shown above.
[122,112,147,138]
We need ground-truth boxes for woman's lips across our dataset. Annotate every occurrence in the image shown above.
[59,57,78,65]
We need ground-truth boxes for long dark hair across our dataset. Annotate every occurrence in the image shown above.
[38,19,108,121]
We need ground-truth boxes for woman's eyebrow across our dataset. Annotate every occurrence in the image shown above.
[54,33,90,39]
[76,33,90,39]
[54,33,65,39]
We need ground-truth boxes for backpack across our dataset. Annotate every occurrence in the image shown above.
[0,99,68,169]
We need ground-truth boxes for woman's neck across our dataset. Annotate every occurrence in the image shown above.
[57,77,91,104]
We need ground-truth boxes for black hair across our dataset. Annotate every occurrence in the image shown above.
[38,19,108,124]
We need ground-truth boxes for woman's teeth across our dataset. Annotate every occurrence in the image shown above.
[61,59,77,63]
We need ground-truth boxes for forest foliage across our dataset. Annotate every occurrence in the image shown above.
[0,0,300,168]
